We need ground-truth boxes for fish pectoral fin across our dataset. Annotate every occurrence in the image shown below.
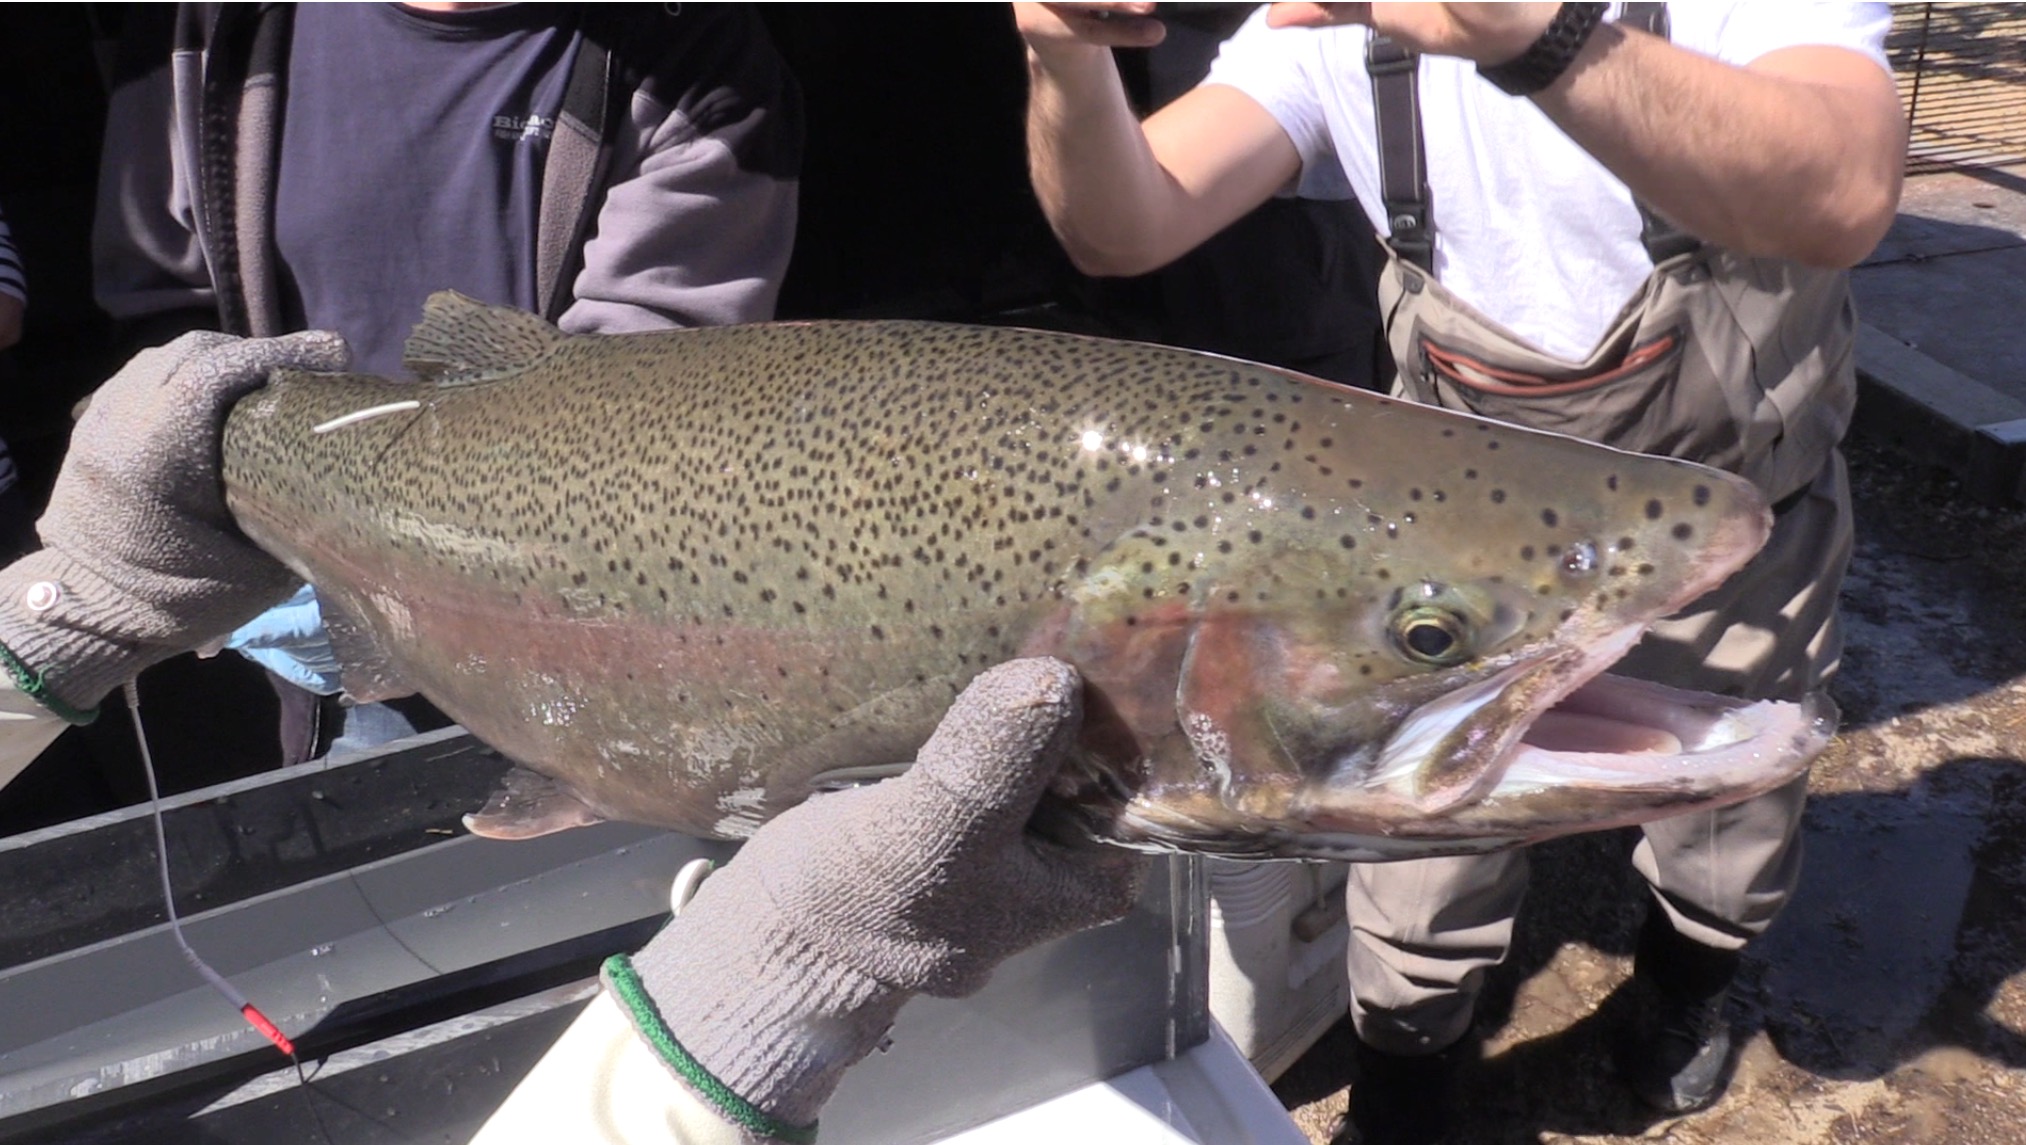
[404,290,567,383]
[319,590,416,703]
[463,766,608,840]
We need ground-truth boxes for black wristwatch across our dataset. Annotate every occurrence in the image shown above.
[1476,2,1609,97]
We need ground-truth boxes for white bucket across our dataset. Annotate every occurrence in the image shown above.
[1206,857,1351,1081]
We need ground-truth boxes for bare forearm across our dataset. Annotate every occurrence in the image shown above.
[1018,1,1302,278]
[1024,43,1181,276]
[1537,23,1905,267]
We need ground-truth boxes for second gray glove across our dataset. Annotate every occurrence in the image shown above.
[614,657,1147,1134]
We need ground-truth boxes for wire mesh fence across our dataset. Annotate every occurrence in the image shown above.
[1890,3,2026,175]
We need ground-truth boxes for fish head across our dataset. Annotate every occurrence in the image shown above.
[1051,397,1828,860]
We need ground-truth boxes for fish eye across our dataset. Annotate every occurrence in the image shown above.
[1391,606,1472,667]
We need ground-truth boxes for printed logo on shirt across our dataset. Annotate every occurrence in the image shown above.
[492,113,555,145]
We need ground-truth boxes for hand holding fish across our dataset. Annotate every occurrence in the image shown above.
[475,659,1145,1141]
[1013,3,1168,57]
[0,330,349,714]
[1262,3,1560,66]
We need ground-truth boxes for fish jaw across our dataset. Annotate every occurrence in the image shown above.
[1099,656,1834,862]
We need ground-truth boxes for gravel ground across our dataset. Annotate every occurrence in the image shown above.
[1272,432,2026,1144]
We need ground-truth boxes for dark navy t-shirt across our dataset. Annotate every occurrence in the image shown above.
[276,3,574,377]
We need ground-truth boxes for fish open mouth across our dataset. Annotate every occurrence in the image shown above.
[1354,624,1836,832]
[1499,673,1836,797]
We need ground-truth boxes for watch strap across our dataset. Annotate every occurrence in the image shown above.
[1477,2,1610,97]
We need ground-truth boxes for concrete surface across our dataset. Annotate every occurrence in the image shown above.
[1851,164,2026,502]
[1270,427,2026,1144]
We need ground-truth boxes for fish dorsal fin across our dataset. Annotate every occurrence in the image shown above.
[404,290,566,383]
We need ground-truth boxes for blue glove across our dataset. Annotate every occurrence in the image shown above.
[224,583,343,695]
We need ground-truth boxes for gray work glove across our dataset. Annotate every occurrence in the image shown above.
[604,658,1147,1137]
[0,330,350,717]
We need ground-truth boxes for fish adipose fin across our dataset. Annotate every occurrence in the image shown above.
[464,766,609,840]
[404,290,567,383]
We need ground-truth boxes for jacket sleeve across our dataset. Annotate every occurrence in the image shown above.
[90,7,221,341]
[558,5,803,334]
[0,677,68,794]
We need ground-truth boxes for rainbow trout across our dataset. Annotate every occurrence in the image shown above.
[219,293,1833,861]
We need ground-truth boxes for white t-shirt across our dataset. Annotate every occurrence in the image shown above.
[1203,3,1892,361]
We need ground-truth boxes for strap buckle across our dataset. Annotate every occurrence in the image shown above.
[1385,199,1433,267]
[1365,35,1417,76]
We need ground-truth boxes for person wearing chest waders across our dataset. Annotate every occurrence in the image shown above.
[0,333,1146,1142]
[1016,2,1904,1140]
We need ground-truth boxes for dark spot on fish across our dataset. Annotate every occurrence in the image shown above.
[1637,563,1655,576]
[1693,484,1711,506]
[1607,474,1620,491]
[1645,499,1664,520]
[1521,545,1536,561]
[1301,506,1316,520]
[1248,529,1263,544]
[1491,489,1506,504]
[1672,522,1694,540]
[1617,537,1635,551]
[1541,508,1559,528]
[1340,535,1357,550]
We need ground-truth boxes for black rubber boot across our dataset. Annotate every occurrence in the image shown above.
[1331,1039,1459,1145]
[1617,909,1743,1113]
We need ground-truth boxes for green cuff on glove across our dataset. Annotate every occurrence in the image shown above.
[0,638,99,725]
[601,954,819,1145]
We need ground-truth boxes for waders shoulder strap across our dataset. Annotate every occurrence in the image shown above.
[1364,3,1704,275]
